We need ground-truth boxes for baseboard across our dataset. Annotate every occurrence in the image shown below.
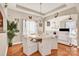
[58,43,72,47]
[58,41,78,47]
[5,45,8,56]
[58,43,78,48]
[12,42,22,45]
[58,41,70,46]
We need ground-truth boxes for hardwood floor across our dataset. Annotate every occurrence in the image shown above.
[58,43,78,56]
[7,43,79,56]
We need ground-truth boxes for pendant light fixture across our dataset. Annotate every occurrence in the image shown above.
[39,3,43,27]
[28,16,32,19]
[69,16,72,20]
[54,12,59,18]
[4,3,8,8]
[40,3,43,20]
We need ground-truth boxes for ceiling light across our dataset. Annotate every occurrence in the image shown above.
[40,3,43,20]
[4,3,8,8]
[28,16,32,19]
[54,12,59,18]
[69,16,72,20]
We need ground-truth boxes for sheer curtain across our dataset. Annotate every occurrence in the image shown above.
[66,21,77,45]
[23,20,37,35]
[66,21,76,36]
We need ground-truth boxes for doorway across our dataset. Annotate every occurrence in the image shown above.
[0,12,3,32]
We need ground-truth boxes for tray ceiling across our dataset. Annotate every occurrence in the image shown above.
[7,3,78,16]
[17,3,65,14]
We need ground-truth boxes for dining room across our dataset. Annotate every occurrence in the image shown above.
[2,3,79,56]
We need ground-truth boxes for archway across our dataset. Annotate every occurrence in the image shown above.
[0,11,3,32]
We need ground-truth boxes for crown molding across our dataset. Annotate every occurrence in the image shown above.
[16,4,66,16]
[16,4,45,16]
[8,4,78,17]
[44,4,66,15]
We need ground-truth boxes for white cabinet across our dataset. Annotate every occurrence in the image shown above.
[0,33,7,56]
[58,32,70,45]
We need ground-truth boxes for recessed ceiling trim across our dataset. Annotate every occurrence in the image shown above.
[16,4,66,16]
[44,4,66,15]
[16,4,45,15]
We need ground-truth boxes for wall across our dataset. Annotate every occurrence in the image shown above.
[7,5,79,47]
[77,14,79,47]
[0,4,7,32]
[7,9,41,44]
[44,7,78,34]
[45,7,77,20]
[0,4,8,56]
[44,6,78,46]
[76,13,79,47]
[0,33,7,56]
[45,14,78,31]
[0,12,3,32]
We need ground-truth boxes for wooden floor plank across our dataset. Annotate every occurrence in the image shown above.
[7,43,79,56]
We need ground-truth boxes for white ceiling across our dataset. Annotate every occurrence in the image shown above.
[7,3,79,16]
[17,3,64,14]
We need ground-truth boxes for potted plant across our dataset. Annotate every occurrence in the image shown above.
[7,20,19,47]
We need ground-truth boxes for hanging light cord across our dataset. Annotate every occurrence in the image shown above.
[40,3,42,14]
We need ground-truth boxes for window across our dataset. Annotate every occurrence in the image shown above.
[23,20,37,35]
[66,21,77,37]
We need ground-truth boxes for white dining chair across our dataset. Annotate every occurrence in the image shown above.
[22,36,38,56]
[39,37,52,56]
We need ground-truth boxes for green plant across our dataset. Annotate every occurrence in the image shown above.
[7,20,19,47]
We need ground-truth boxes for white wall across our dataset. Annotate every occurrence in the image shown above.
[75,5,79,47]
[45,14,77,31]
[0,4,7,32]
[0,4,8,56]
[7,4,79,47]
[7,9,41,44]
[0,33,7,56]
[45,14,78,46]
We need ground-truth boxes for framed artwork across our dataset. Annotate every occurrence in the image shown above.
[47,21,50,26]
